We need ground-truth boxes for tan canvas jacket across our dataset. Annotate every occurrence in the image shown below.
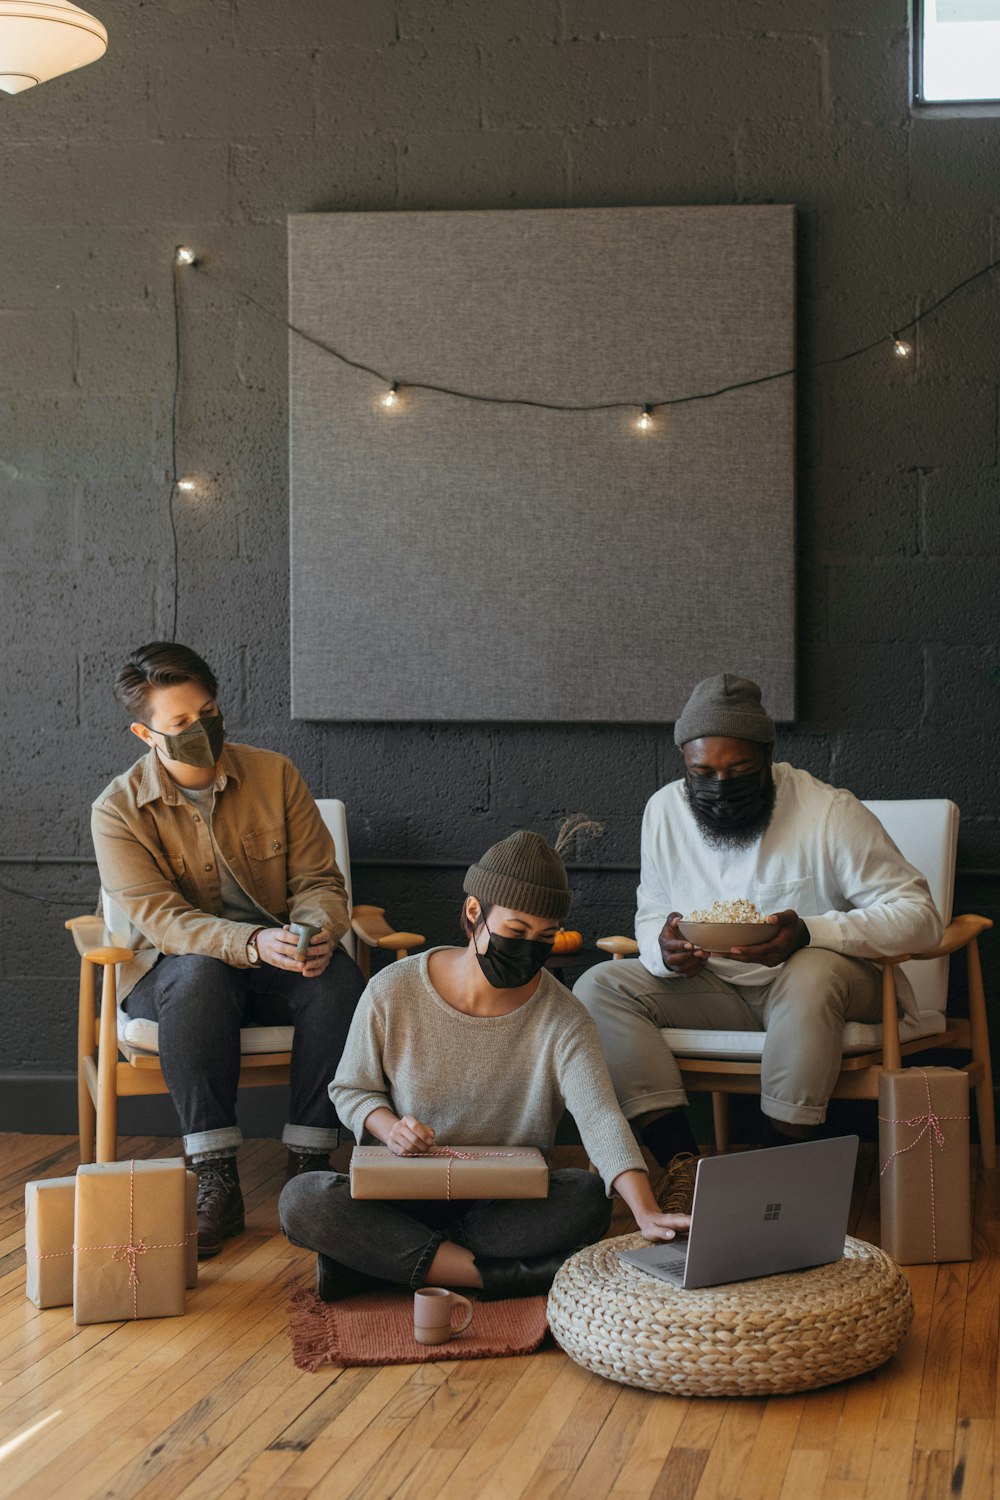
[91,741,351,1001]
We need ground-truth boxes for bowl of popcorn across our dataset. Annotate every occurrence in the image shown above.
[677,899,773,952]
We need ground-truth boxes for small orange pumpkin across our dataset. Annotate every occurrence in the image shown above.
[552,929,584,954]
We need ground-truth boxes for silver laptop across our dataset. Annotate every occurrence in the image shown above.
[619,1136,859,1290]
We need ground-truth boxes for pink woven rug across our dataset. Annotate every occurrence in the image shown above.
[287,1284,549,1370]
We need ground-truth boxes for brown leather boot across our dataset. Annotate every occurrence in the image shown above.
[285,1149,332,1185]
[658,1152,698,1216]
[195,1156,244,1258]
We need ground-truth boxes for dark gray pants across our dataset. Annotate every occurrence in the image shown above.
[125,950,365,1157]
[278,1167,612,1289]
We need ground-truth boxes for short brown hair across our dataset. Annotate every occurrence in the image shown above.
[114,642,218,722]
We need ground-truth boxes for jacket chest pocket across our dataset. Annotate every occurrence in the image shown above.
[241,824,288,910]
[242,825,288,864]
[159,851,194,900]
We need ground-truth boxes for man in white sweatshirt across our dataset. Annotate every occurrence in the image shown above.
[574,673,943,1180]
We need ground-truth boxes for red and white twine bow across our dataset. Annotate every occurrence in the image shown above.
[424,1146,533,1200]
[878,1069,969,1261]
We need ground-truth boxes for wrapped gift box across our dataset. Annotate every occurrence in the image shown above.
[74,1158,189,1323]
[185,1168,198,1290]
[878,1067,972,1265]
[350,1145,549,1200]
[24,1176,77,1309]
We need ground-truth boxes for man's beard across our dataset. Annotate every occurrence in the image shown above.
[684,770,777,851]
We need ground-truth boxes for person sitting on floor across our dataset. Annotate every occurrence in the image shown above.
[279,831,690,1302]
[573,672,944,1208]
[92,641,365,1256]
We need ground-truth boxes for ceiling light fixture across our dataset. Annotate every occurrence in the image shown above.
[0,1,107,96]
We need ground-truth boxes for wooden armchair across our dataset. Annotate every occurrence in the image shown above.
[596,799,995,1168]
[68,798,423,1163]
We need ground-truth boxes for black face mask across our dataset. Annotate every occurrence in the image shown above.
[685,767,767,827]
[475,920,552,990]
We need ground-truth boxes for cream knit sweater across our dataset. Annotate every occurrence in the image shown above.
[330,949,648,1195]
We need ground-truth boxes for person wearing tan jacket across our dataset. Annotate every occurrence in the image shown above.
[92,642,364,1256]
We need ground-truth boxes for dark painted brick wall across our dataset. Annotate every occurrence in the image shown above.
[2,0,999,1102]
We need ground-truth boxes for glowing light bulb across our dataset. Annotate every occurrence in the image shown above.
[892,337,912,359]
[175,246,196,266]
[176,476,197,493]
[636,404,654,431]
[381,382,400,408]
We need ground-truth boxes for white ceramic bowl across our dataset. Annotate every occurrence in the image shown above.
[676,920,773,951]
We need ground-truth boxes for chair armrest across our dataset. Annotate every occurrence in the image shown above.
[65,915,134,966]
[350,905,425,954]
[596,936,640,959]
[911,913,994,960]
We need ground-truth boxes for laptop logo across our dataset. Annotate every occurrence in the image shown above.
[763,1202,782,1222]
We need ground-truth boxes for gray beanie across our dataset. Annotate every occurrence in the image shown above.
[673,673,775,748]
[464,830,572,921]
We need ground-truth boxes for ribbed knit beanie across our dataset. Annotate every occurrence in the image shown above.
[673,673,775,747]
[463,830,572,921]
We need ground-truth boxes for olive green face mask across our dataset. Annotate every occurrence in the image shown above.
[146,711,225,768]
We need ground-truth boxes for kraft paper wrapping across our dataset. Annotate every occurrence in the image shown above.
[74,1158,189,1323]
[878,1067,972,1265]
[24,1176,77,1309]
[185,1169,198,1290]
[350,1145,549,1200]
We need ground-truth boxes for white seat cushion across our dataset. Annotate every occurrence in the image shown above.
[662,1009,947,1062]
[119,1013,293,1056]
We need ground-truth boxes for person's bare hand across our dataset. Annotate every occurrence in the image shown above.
[658,912,708,976]
[300,929,334,978]
[636,1210,691,1242]
[728,909,809,967]
[386,1116,436,1156]
[257,925,308,972]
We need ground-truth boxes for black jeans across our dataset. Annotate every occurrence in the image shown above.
[278,1167,613,1289]
[125,949,365,1156]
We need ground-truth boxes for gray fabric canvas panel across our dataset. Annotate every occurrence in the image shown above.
[289,206,795,722]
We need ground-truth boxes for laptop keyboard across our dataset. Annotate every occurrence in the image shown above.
[651,1260,686,1285]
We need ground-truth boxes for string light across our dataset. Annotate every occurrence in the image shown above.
[190,248,1000,420]
[175,476,198,493]
[175,246,196,266]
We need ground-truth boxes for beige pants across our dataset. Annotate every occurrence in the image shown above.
[573,948,883,1126]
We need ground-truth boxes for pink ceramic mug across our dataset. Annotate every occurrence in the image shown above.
[413,1287,475,1345]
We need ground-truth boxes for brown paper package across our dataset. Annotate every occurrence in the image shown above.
[25,1166,198,1310]
[878,1067,972,1265]
[24,1177,77,1309]
[350,1145,549,1200]
[185,1169,198,1290]
[74,1158,189,1323]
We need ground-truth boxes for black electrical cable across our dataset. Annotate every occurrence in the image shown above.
[168,255,183,642]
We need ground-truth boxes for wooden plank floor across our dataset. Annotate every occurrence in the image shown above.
[1,1134,996,1500]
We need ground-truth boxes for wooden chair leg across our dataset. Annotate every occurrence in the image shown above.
[77,959,97,1166]
[711,1093,730,1154]
[967,938,996,1170]
[96,963,120,1163]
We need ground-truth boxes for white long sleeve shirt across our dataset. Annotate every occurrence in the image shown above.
[635,762,943,1019]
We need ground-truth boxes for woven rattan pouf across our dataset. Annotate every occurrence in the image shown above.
[547,1233,913,1397]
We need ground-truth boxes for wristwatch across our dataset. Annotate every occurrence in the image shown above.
[247,929,263,967]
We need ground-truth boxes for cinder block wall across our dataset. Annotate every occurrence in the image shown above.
[2,0,999,1124]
